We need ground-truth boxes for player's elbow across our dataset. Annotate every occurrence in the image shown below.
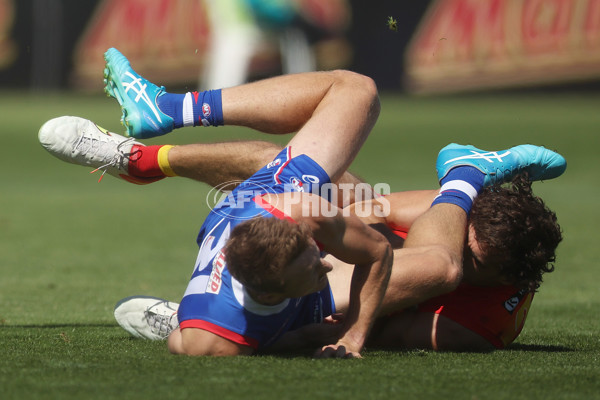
[378,240,394,278]
[429,246,463,292]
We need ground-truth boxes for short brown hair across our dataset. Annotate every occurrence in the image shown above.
[224,217,313,293]
[470,175,562,291]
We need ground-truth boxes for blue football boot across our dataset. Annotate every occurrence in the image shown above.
[103,48,174,139]
[436,143,566,186]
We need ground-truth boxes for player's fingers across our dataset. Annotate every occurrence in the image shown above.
[314,345,335,358]
[330,313,345,322]
[344,351,362,359]
[314,344,362,359]
[314,344,345,358]
[335,345,347,358]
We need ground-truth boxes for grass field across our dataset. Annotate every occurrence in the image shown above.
[1,90,599,399]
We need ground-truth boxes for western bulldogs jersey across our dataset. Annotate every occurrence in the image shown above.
[177,147,335,349]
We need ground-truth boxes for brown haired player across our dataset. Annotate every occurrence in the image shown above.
[39,48,565,356]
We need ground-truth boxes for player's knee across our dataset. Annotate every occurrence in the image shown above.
[331,70,380,111]
[258,141,283,161]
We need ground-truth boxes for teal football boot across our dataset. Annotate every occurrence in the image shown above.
[103,48,174,139]
[436,143,566,186]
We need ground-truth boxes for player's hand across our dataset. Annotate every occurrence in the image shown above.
[313,342,362,359]
[323,313,344,324]
[298,321,343,345]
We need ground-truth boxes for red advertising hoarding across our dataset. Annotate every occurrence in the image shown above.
[405,0,600,94]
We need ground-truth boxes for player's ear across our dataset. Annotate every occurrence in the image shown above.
[467,223,478,248]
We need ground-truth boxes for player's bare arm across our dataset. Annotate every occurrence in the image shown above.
[347,190,437,231]
[267,192,393,357]
[335,191,464,315]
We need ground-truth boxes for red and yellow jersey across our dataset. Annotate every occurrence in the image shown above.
[418,283,534,348]
[388,226,533,348]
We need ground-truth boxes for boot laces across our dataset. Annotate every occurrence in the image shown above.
[144,305,177,339]
[72,132,138,182]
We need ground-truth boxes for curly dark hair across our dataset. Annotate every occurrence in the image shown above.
[469,175,562,291]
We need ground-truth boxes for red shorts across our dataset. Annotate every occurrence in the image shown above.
[417,283,534,349]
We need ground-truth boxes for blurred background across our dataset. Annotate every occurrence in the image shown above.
[1,4,599,381]
[3,0,600,94]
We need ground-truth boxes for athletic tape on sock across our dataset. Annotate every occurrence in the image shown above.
[157,145,177,177]
[431,180,478,213]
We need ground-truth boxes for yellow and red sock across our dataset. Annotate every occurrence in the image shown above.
[157,145,177,177]
[128,145,177,179]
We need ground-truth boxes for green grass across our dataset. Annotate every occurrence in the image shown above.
[1,90,599,399]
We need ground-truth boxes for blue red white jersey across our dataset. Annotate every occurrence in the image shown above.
[177,147,335,349]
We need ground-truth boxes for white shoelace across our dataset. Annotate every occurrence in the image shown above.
[144,308,178,339]
[72,133,136,182]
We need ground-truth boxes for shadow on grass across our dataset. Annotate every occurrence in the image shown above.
[506,343,573,352]
[256,342,575,359]
[2,326,575,355]
[3,323,117,329]
[371,343,574,354]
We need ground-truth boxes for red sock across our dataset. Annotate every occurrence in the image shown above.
[128,145,167,178]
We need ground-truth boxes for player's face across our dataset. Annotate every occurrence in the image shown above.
[280,239,333,298]
[464,224,510,286]
[466,225,486,272]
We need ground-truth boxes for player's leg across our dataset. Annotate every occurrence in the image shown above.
[165,141,281,187]
[167,142,371,206]
[104,48,380,183]
[39,116,370,209]
[221,70,380,182]
[38,115,283,185]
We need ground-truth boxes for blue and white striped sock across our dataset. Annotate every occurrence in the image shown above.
[431,167,485,213]
[158,89,224,129]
